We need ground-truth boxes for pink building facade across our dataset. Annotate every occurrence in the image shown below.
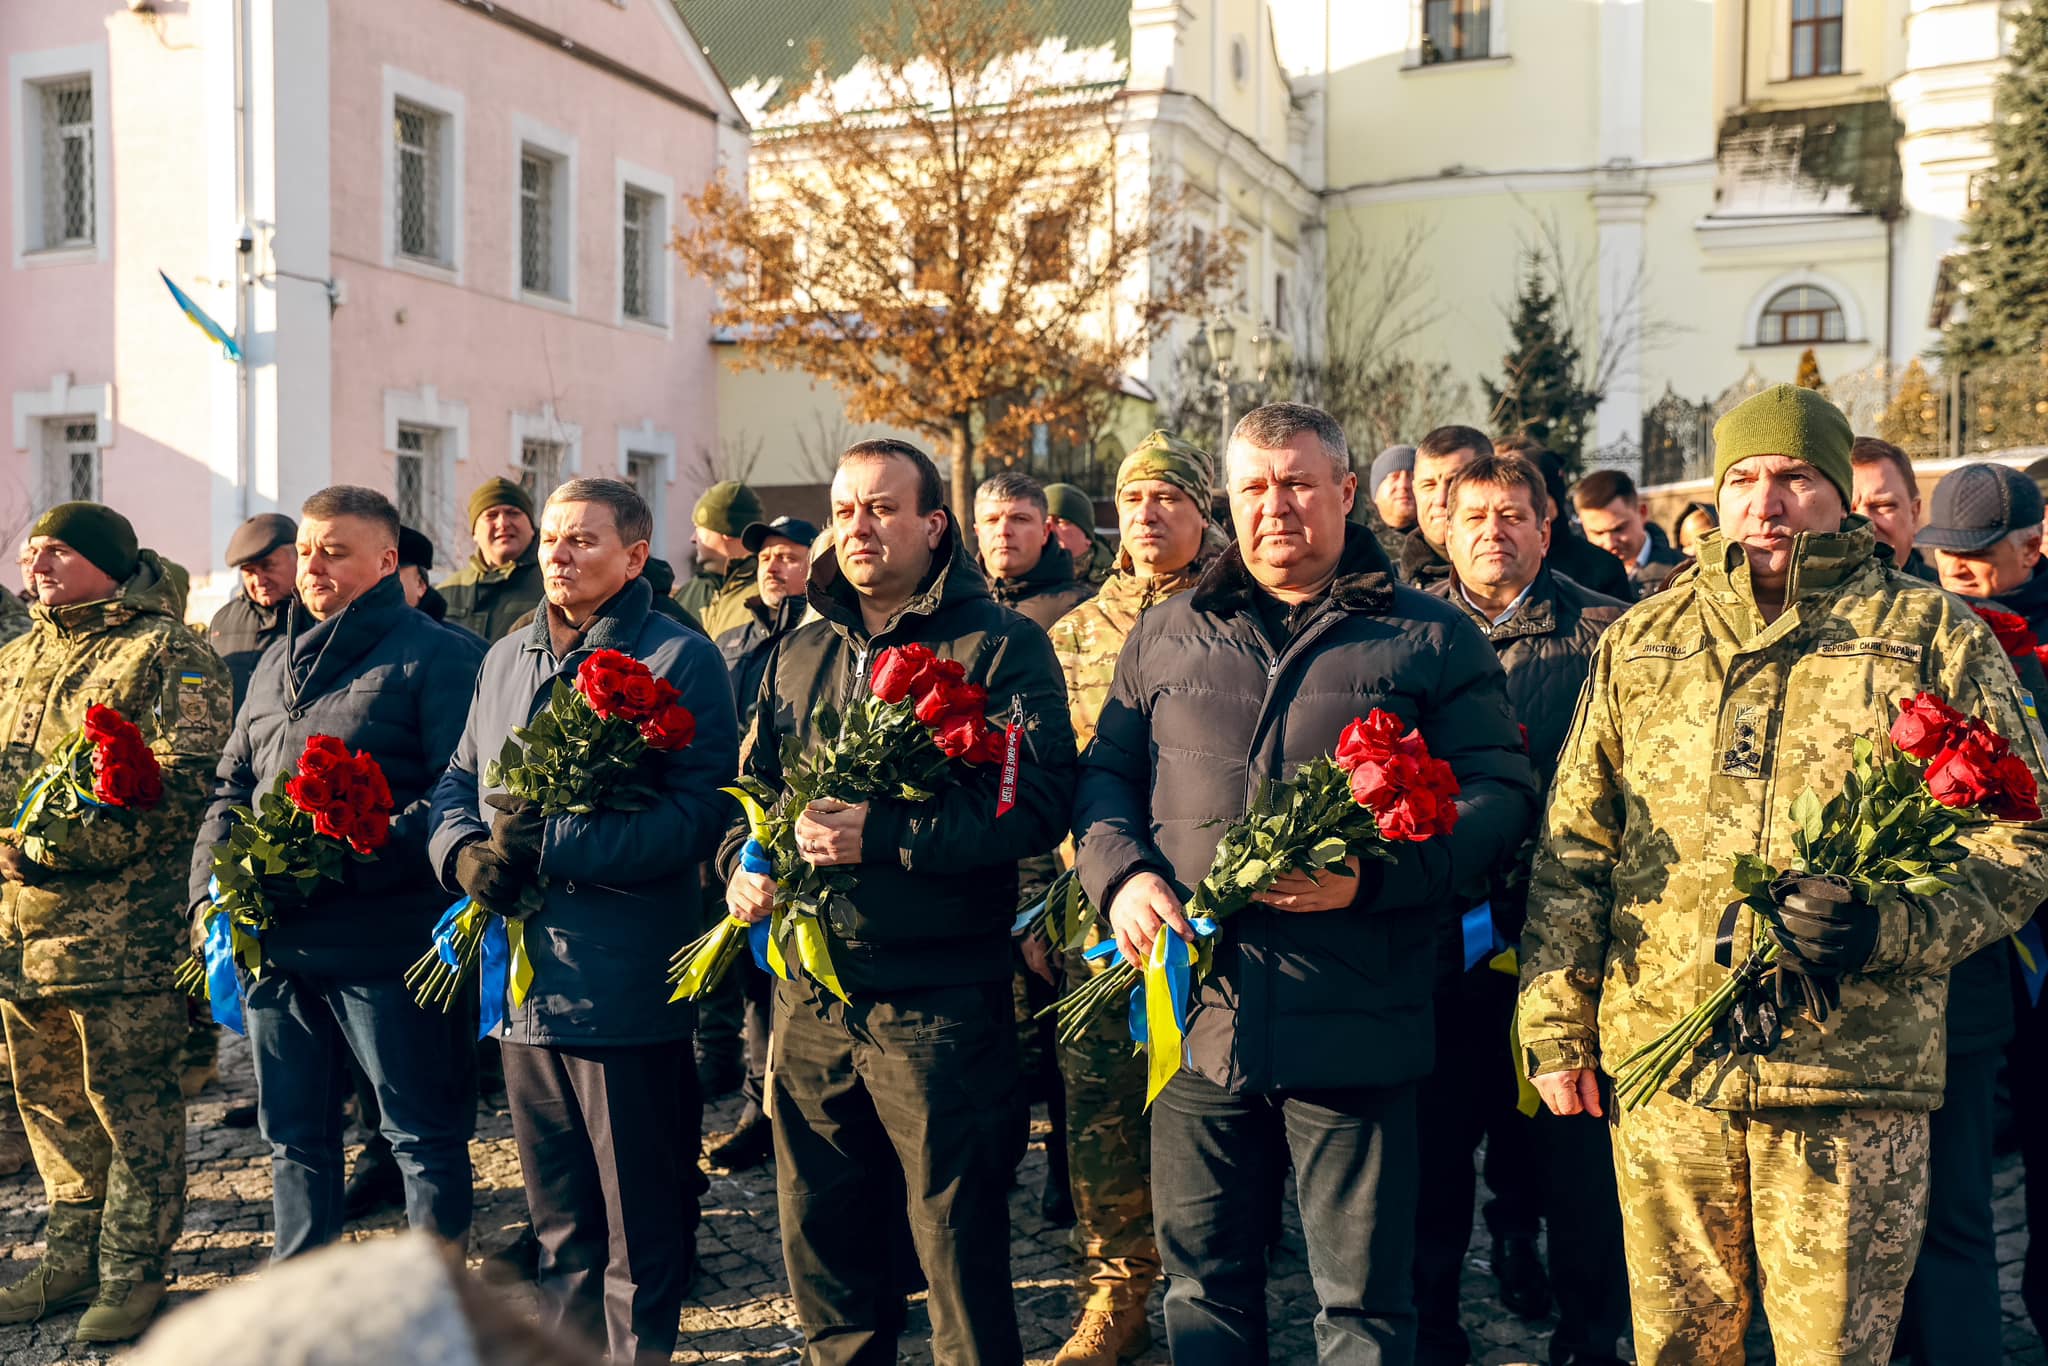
[2,0,745,619]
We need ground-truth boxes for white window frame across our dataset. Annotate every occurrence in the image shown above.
[9,44,112,267]
[615,159,675,333]
[39,416,103,505]
[13,374,114,502]
[1405,0,1510,68]
[617,419,676,557]
[511,116,577,310]
[382,384,468,548]
[508,404,583,505]
[381,66,466,283]
[1740,270,1866,350]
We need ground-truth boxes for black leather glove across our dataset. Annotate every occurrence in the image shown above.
[1763,874,1878,974]
[485,794,546,872]
[454,838,542,921]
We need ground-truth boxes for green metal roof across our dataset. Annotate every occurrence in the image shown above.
[675,0,1130,108]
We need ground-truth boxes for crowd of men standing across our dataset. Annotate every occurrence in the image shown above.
[0,382,2042,1366]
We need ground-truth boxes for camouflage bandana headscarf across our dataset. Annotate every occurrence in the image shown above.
[1116,430,1213,517]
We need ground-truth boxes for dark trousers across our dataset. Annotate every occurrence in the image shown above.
[1414,969,1545,1364]
[2010,960,2048,1336]
[1543,1107,1629,1362]
[502,1037,704,1365]
[1897,1045,2002,1365]
[740,955,774,1112]
[245,971,474,1259]
[772,977,1022,1366]
[1151,1070,1420,1366]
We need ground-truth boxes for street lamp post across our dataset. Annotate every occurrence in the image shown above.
[1187,313,1278,457]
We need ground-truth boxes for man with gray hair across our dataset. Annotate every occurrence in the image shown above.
[1075,401,1531,1359]
[431,477,739,1363]
[976,469,1095,630]
[191,487,487,1266]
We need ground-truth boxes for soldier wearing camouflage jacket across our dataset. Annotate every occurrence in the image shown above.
[1043,432,1221,1366]
[1518,387,2048,1366]
[0,504,231,1343]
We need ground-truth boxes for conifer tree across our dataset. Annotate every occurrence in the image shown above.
[1942,3,2048,360]
[1878,358,1941,451]
[1484,258,1603,468]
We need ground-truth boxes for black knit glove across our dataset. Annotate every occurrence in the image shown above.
[485,793,546,873]
[455,839,542,921]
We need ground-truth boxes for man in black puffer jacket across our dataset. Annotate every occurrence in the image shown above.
[1422,455,1630,1366]
[720,439,1075,1366]
[1075,404,1537,1363]
[189,488,485,1261]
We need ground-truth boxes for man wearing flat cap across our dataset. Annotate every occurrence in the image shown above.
[1519,385,2048,1364]
[0,503,232,1342]
[676,480,764,641]
[209,513,301,714]
[437,479,544,640]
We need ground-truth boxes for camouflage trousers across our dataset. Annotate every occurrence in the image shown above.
[1,991,186,1280]
[1057,928,1159,1314]
[1611,1092,1929,1365]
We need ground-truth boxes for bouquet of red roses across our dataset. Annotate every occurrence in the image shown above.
[1611,692,2041,1110]
[9,704,164,859]
[668,642,1005,1005]
[408,648,697,1015]
[176,736,395,1018]
[1972,607,2048,678]
[1053,708,1461,1106]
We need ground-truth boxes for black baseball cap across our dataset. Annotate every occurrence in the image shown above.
[741,515,821,554]
[1918,463,2045,554]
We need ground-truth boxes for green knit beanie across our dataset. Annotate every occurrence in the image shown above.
[693,481,764,537]
[468,477,534,529]
[1043,483,1096,529]
[31,502,138,583]
[1712,384,1856,504]
[1116,430,1214,515]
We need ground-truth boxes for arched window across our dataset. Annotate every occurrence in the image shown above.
[1757,285,1846,346]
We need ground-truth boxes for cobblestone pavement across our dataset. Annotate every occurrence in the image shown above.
[2,1032,2044,1363]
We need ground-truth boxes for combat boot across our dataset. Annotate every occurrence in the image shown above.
[72,1277,165,1343]
[1051,1304,1151,1365]
[0,1263,97,1325]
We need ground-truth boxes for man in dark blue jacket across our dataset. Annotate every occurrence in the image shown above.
[429,477,737,1365]
[1075,404,1537,1364]
[189,486,486,1260]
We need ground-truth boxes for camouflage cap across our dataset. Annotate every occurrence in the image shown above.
[1116,431,1213,512]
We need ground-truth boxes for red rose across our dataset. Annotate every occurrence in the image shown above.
[908,656,966,700]
[974,724,1013,766]
[1987,753,2044,822]
[640,703,698,752]
[620,674,662,717]
[915,679,978,727]
[287,773,334,812]
[1974,607,2040,660]
[1891,693,1965,762]
[934,713,989,759]
[83,704,124,744]
[577,650,649,718]
[1926,720,2010,810]
[1334,711,1407,772]
[348,811,391,854]
[872,644,936,704]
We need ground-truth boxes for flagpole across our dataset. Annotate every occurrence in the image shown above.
[232,0,252,524]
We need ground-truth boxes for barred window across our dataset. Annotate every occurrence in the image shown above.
[518,440,563,502]
[394,100,447,264]
[37,78,94,249]
[45,419,98,504]
[626,451,659,503]
[520,150,558,296]
[1758,285,1846,346]
[394,425,439,527]
[621,188,657,320]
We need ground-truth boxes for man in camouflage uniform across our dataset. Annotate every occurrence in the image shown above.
[436,478,545,641]
[675,480,765,644]
[0,580,31,1178]
[0,503,231,1343]
[1518,386,2048,1365]
[1043,431,1223,1366]
[1045,482,1116,588]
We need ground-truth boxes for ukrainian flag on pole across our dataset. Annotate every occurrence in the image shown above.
[158,270,241,362]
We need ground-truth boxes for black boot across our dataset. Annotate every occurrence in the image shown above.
[343,1136,405,1221]
[1493,1233,1552,1320]
[707,1110,772,1172]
